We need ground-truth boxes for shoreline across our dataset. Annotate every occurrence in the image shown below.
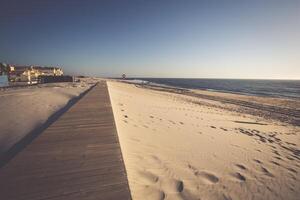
[120,80,300,126]
[117,78,300,100]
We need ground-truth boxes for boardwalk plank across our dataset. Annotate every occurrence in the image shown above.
[0,81,132,200]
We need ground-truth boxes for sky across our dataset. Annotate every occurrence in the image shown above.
[0,0,299,79]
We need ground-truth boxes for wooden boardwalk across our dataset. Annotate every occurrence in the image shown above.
[0,81,132,200]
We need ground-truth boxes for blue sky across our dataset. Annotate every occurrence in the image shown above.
[0,0,299,79]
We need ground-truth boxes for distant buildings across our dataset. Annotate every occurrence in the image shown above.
[0,63,64,84]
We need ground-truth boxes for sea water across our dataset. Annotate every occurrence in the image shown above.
[125,78,300,99]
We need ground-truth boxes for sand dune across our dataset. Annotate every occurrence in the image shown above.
[108,81,300,200]
[0,78,99,158]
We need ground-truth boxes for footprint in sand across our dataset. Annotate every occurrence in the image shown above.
[261,166,274,177]
[286,156,295,161]
[237,128,254,136]
[141,187,165,200]
[137,170,159,184]
[221,127,228,131]
[270,161,281,166]
[160,178,184,193]
[272,150,280,156]
[168,120,176,125]
[286,167,297,174]
[197,171,219,184]
[230,172,246,182]
[235,164,247,170]
[274,156,282,160]
[286,142,296,146]
[253,159,263,164]
[188,165,219,185]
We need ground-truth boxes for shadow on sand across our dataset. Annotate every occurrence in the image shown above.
[0,83,97,168]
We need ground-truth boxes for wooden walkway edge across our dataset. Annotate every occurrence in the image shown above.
[0,81,132,200]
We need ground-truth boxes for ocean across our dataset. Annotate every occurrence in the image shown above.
[124,78,300,99]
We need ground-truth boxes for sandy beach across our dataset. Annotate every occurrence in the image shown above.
[108,80,300,200]
[0,78,99,158]
[1,1,299,199]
